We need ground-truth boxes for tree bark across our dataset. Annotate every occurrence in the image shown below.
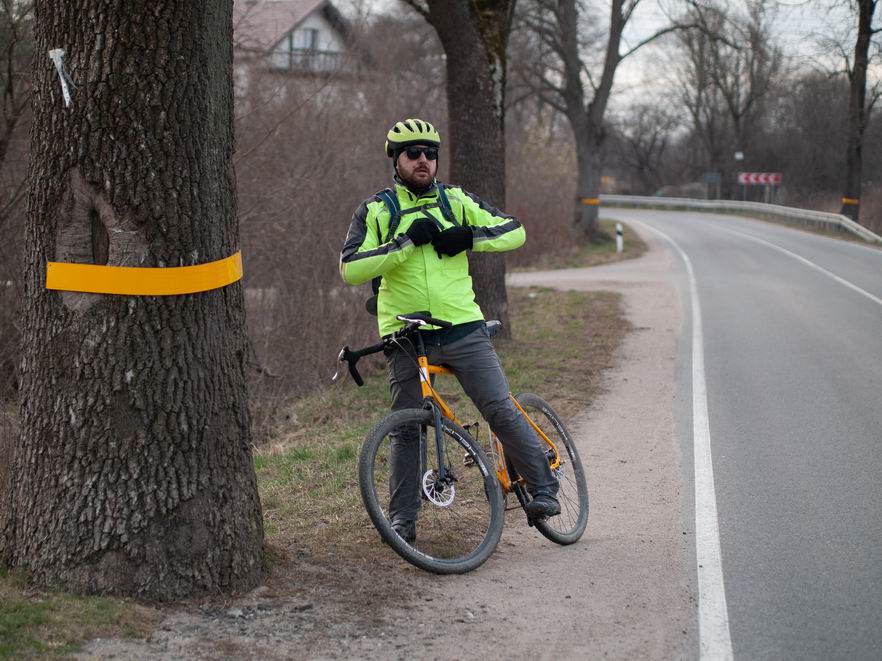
[567,0,620,243]
[423,0,515,335]
[840,0,877,222]
[0,1,264,600]
[573,119,604,242]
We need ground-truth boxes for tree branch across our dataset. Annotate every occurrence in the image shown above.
[400,0,430,22]
[621,23,691,61]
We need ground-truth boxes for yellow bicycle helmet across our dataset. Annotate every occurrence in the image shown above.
[385,118,441,157]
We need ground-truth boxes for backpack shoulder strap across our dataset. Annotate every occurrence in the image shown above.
[435,182,459,226]
[375,188,401,243]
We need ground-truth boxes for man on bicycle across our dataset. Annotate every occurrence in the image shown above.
[339,118,559,542]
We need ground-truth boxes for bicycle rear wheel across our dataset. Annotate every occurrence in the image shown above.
[516,393,589,545]
[359,408,505,574]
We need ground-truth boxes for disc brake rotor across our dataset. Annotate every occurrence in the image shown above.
[422,469,456,507]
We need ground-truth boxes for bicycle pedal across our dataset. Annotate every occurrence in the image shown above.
[527,509,550,525]
[463,453,475,467]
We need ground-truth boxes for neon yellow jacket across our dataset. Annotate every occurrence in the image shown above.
[340,181,525,337]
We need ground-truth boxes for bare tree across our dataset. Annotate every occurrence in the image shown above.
[839,0,881,221]
[0,0,30,181]
[402,0,516,334]
[1,0,263,599]
[0,1,32,400]
[515,0,690,242]
[674,4,729,185]
[615,103,678,194]
[711,1,780,192]
[672,0,781,197]
[759,71,848,203]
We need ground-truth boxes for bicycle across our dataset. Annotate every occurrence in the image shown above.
[333,312,589,574]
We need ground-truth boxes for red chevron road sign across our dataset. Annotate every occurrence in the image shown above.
[738,172,783,185]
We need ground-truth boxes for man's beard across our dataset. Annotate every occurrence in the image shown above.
[398,167,435,193]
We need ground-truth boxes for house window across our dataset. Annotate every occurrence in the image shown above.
[302,28,319,50]
[274,27,335,72]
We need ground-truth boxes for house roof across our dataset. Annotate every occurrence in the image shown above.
[234,0,346,53]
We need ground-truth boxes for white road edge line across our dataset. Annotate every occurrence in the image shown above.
[716,226,882,308]
[641,222,735,661]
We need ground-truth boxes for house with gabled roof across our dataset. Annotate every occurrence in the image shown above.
[233,0,353,76]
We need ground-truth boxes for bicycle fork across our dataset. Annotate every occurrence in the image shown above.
[420,400,448,483]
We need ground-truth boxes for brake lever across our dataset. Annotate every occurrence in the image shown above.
[332,346,366,387]
[331,347,347,384]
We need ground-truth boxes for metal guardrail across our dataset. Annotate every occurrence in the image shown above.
[599,195,882,245]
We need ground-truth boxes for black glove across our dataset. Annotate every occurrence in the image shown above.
[404,218,441,246]
[433,225,473,257]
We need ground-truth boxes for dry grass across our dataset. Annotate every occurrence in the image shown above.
[513,218,648,272]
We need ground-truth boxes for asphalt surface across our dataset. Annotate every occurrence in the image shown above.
[610,209,882,661]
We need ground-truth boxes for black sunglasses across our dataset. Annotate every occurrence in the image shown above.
[403,146,438,161]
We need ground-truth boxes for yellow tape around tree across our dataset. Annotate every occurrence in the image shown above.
[580,198,601,206]
[841,197,860,205]
[46,251,243,296]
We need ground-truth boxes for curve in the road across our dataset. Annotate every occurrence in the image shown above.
[715,226,882,308]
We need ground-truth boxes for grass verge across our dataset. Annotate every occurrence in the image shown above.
[0,569,158,659]
[514,218,648,271]
[256,286,629,565]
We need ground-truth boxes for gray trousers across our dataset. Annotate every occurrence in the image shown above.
[384,325,558,524]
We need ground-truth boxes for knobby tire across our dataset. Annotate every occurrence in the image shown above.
[358,408,505,574]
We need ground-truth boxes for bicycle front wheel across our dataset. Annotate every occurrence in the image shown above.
[359,408,505,574]
[517,393,589,545]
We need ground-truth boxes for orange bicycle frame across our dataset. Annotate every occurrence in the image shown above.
[416,356,561,493]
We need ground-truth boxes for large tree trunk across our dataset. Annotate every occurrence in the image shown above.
[840,0,876,222]
[573,119,604,243]
[425,0,515,335]
[561,0,619,245]
[0,1,264,600]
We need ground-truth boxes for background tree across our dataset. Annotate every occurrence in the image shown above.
[673,3,728,188]
[673,0,781,198]
[0,0,264,599]
[615,103,677,194]
[0,0,32,400]
[403,0,517,334]
[838,0,881,221]
[758,72,849,205]
[715,2,780,163]
[516,0,691,242]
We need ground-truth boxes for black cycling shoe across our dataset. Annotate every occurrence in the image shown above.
[525,493,561,518]
[391,520,416,544]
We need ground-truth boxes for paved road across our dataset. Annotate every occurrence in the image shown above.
[609,209,882,661]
